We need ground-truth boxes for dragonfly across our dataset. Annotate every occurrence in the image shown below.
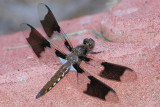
[22,3,137,101]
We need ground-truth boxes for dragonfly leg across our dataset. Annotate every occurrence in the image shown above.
[89,51,103,54]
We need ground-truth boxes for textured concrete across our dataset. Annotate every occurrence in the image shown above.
[0,0,160,107]
[102,0,160,43]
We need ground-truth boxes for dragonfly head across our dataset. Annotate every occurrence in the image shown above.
[83,38,95,51]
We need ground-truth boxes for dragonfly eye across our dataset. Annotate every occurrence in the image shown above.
[88,38,95,50]
[83,38,88,45]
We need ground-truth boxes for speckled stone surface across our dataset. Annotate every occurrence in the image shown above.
[0,0,160,107]
[102,0,160,43]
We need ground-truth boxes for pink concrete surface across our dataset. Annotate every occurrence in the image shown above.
[0,0,160,107]
[102,0,160,43]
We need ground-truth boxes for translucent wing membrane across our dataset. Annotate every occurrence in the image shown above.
[68,65,119,102]
[100,62,135,81]
[71,56,137,101]
[84,76,117,101]
[21,23,51,57]
[38,3,73,52]
[21,3,73,58]
[83,57,137,82]
[38,3,60,38]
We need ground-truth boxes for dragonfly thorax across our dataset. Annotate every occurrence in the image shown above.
[66,52,80,65]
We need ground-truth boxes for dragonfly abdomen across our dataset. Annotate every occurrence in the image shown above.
[36,62,71,99]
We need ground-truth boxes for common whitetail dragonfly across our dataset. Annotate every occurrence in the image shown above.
[22,3,136,101]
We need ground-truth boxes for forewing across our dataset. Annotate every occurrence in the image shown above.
[82,57,137,82]
[21,24,52,57]
[21,23,68,67]
[38,3,73,52]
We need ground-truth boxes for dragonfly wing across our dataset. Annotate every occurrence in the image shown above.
[70,64,118,101]
[38,3,60,37]
[38,3,73,51]
[82,57,137,82]
[84,76,118,101]
[21,23,68,64]
[21,24,51,58]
